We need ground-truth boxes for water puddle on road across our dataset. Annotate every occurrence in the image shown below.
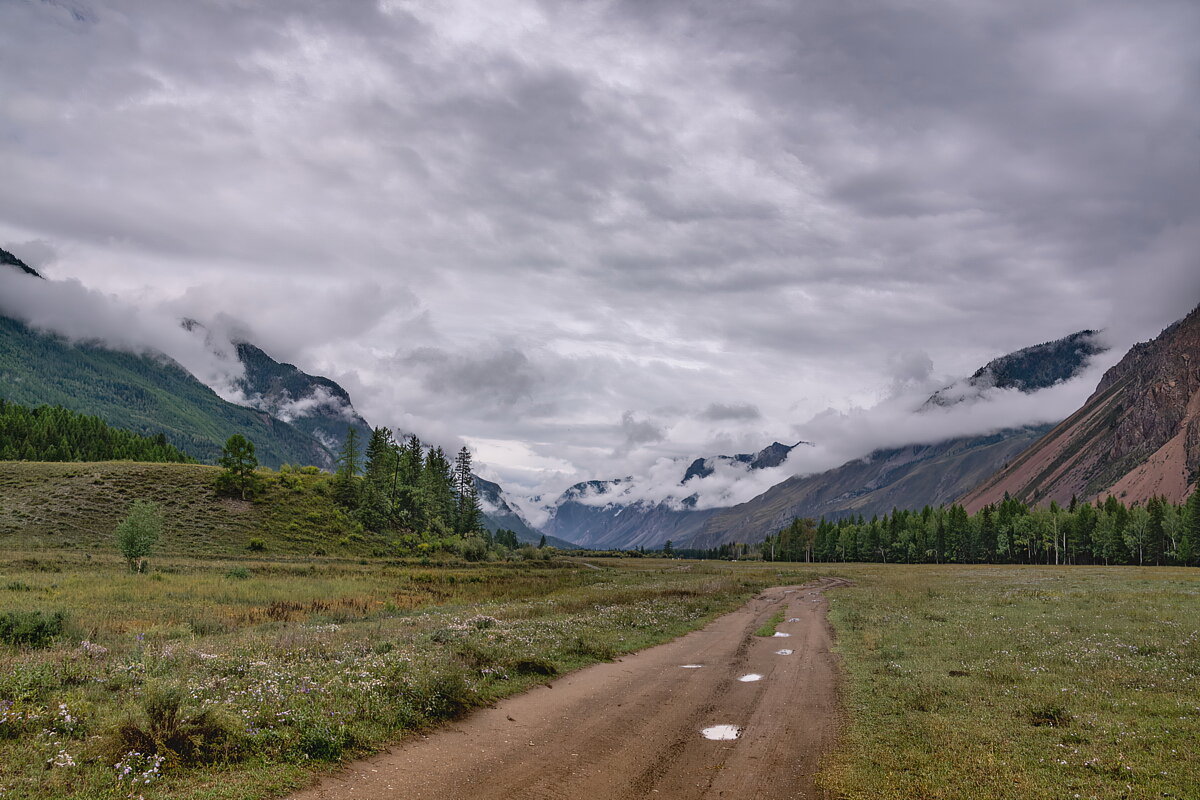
[738,673,763,682]
[701,725,741,741]
[775,649,793,655]
[773,632,791,638]
[787,618,800,623]
[680,664,704,669]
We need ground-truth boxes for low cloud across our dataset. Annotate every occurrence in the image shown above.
[0,269,245,398]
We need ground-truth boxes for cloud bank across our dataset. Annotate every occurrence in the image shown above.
[0,0,1196,504]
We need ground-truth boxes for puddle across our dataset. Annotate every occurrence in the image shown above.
[738,673,763,682]
[787,618,800,623]
[680,664,704,669]
[701,725,741,741]
[773,632,791,638]
[775,649,793,655]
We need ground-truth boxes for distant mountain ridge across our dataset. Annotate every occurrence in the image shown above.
[680,329,1109,548]
[962,306,1200,510]
[542,441,800,549]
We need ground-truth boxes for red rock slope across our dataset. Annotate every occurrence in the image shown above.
[962,305,1200,512]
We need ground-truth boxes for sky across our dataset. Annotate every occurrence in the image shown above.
[2,0,1198,504]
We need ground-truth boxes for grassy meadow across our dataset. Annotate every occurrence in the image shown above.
[0,551,797,799]
[820,565,1200,800]
[1,501,1197,800]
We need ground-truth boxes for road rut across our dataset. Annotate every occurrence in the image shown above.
[290,577,849,800]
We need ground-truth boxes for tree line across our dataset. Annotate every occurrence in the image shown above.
[760,492,1200,566]
[0,399,194,464]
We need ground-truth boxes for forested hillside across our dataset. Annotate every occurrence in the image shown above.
[0,315,331,468]
[0,399,194,463]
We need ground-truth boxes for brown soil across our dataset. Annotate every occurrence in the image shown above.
[289,578,850,800]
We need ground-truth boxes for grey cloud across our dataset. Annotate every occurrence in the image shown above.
[700,402,762,422]
[0,0,1196,502]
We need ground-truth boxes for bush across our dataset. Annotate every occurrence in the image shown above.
[247,538,266,552]
[106,681,243,766]
[225,567,251,580]
[294,723,354,761]
[0,610,67,648]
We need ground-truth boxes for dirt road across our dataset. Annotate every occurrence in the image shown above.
[290,578,849,800]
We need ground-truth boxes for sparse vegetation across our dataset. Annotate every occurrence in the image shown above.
[754,609,785,637]
[820,564,1200,800]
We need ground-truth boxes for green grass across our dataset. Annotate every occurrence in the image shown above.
[0,554,791,799]
[754,609,785,637]
[0,461,381,557]
[819,564,1200,800]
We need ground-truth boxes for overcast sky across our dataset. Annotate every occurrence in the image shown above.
[2,0,1198,500]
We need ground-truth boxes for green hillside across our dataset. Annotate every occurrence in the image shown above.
[0,461,384,557]
[0,315,331,468]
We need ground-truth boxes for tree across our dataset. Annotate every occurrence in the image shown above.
[333,427,361,508]
[453,446,483,535]
[216,434,258,499]
[663,540,674,557]
[115,500,163,572]
[538,534,547,549]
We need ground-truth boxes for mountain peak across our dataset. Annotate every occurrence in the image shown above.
[925,329,1107,408]
[1,247,43,279]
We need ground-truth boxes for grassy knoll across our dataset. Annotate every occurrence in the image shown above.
[0,461,380,557]
[820,565,1200,800]
[0,553,802,799]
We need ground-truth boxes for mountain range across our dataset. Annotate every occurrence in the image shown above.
[963,305,1200,510]
[0,250,541,537]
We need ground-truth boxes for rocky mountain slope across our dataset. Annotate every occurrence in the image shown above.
[234,341,373,455]
[684,330,1107,548]
[962,305,1200,511]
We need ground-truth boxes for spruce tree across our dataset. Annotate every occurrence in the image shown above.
[333,427,361,508]
[452,446,483,535]
[216,434,258,500]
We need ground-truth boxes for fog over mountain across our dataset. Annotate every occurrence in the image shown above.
[2,0,1197,501]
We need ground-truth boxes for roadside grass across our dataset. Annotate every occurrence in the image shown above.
[0,554,793,800]
[819,564,1200,800]
[754,610,786,637]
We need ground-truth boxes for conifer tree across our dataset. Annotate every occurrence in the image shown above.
[216,434,258,500]
[452,446,483,535]
[333,427,361,508]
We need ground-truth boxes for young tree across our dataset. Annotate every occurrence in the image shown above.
[216,434,258,499]
[115,500,163,572]
[538,533,547,549]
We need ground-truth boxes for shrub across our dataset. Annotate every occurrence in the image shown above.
[0,610,67,648]
[247,538,266,552]
[1028,702,1072,727]
[511,656,558,677]
[225,567,251,580]
[106,681,243,766]
[294,723,354,761]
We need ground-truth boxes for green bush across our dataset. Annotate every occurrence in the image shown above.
[247,538,266,552]
[0,610,67,648]
[226,567,251,580]
[106,681,244,766]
